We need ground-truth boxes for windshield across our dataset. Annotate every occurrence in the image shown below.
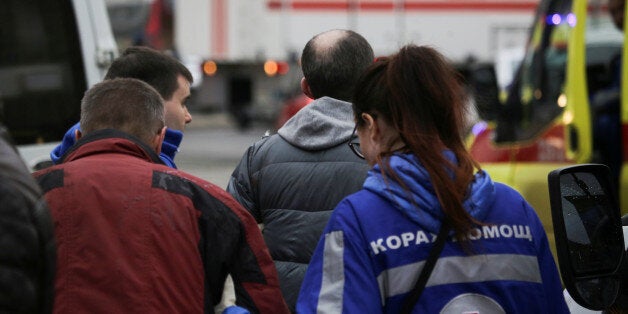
[496,0,622,143]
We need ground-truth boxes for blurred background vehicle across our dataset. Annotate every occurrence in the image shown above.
[165,0,537,128]
[4,0,539,142]
[0,0,118,170]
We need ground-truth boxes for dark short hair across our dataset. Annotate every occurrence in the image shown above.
[80,78,165,144]
[301,29,374,101]
[104,46,193,101]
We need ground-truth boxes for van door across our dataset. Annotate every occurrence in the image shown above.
[0,0,86,144]
[0,0,116,146]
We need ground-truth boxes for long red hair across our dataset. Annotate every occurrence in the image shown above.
[353,45,481,242]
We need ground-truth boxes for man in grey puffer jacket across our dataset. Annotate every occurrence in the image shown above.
[227,29,373,313]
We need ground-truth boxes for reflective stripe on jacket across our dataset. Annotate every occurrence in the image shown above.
[298,154,569,314]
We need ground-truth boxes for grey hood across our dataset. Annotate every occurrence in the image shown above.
[278,96,354,150]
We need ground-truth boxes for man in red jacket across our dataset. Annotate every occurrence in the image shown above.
[33,78,288,314]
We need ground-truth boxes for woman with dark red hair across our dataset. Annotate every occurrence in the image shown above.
[297,45,569,314]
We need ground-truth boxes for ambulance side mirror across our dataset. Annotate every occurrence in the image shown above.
[548,164,625,311]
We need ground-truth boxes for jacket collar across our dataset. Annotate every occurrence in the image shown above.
[60,129,164,165]
[364,152,494,234]
[277,96,354,150]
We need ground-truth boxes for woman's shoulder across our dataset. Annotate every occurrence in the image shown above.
[486,182,541,223]
[331,188,399,226]
[341,188,389,209]
[492,181,527,203]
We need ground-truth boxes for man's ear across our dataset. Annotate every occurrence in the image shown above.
[152,127,167,154]
[74,129,82,141]
[301,77,314,99]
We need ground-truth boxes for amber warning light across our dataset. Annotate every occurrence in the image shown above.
[264,60,290,76]
[203,60,218,76]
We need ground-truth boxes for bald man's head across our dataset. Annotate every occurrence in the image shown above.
[300,29,374,101]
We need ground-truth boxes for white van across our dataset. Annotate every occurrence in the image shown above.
[0,0,118,170]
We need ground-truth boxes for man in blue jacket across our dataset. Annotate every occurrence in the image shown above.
[50,46,193,168]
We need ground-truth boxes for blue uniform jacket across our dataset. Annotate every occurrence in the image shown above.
[297,153,569,313]
[50,122,182,168]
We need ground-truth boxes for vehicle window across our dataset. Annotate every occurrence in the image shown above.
[0,0,86,145]
[586,0,623,186]
[497,0,573,143]
[585,0,622,96]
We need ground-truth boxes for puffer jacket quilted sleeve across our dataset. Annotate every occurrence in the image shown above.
[0,125,56,314]
[227,133,369,312]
